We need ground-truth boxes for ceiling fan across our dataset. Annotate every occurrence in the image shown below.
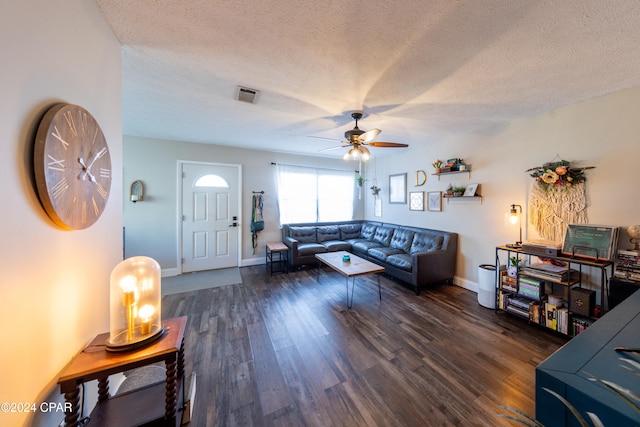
[314,112,408,161]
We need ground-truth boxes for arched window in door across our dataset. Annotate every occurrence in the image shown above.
[194,174,229,188]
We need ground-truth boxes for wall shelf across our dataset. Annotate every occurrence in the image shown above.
[444,195,482,203]
[432,169,471,180]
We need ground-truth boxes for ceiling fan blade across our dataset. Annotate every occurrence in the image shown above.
[367,141,409,148]
[359,128,381,143]
[318,144,351,152]
[308,135,343,142]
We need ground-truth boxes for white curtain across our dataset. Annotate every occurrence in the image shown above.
[276,164,354,224]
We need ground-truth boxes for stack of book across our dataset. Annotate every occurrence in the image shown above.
[502,295,531,319]
[521,262,579,283]
[542,295,568,333]
[518,276,544,301]
[498,289,529,318]
[500,271,517,293]
[614,249,640,282]
[571,317,594,336]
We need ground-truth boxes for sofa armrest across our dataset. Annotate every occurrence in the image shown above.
[283,236,298,257]
[413,250,454,284]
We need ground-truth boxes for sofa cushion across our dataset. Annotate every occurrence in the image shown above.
[368,247,404,262]
[361,223,378,240]
[289,226,317,243]
[297,242,327,256]
[390,229,415,253]
[339,224,362,240]
[373,226,395,246]
[317,225,340,243]
[410,232,444,254]
[352,240,383,253]
[321,240,352,252]
[386,253,413,271]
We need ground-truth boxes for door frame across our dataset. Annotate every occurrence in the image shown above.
[176,160,243,275]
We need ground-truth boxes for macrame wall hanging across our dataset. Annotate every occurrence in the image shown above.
[526,158,594,243]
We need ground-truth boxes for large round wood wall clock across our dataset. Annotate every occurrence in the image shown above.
[34,103,112,230]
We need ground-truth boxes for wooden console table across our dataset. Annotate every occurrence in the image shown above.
[57,316,187,427]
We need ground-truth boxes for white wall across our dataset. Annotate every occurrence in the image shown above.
[123,137,364,272]
[365,86,640,296]
[0,2,122,426]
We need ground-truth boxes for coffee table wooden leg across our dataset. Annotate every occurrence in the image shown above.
[347,276,357,309]
[378,274,382,301]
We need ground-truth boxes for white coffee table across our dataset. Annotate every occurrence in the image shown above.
[315,251,384,308]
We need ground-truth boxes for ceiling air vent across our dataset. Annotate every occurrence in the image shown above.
[235,86,259,104]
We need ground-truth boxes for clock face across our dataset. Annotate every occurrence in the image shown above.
[34,103,112,230]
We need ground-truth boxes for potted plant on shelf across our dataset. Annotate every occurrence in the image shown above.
[507,256,521,278]
[432,159,443,174]
[453,186,466,197]
[445,183,454,197]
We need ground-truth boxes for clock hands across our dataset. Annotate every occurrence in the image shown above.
[78,147,107,183]
[86,147,107,171]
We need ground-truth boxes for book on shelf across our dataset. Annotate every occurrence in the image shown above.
[530,301,542,324]
[571,316,594,336]
[501,274,518,292]
[518,281,543,301]
[522,263,579,283]
[614,249,640,282]
[556,307,569,335]
[544,302,560,331]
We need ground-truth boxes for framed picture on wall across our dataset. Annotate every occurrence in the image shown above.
[410,192,424,211]
[427,191,442,212]
[463,183,479,197]
[389,173,407,204]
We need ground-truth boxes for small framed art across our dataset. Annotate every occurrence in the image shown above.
[427,191,442,212]
[410,192,424,211]
[389,173,407,204]
[463,183,478,197]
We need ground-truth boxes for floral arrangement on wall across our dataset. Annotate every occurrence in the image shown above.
[527,159,586,191]
[527,158,593,242]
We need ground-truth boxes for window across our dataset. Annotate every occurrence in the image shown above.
[194,174,229,188]
[276,164,354,224]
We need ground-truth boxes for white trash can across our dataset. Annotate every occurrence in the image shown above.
[478,264,496,308]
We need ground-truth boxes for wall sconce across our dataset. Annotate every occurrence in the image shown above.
[506,204,523,248]
[130,180,144,203]
[106,256,164,352]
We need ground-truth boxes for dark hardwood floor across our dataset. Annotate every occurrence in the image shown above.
[162,265,568,426]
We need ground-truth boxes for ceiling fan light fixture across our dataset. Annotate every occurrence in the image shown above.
[360,146,370,161]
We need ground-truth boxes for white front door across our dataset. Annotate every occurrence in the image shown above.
[180,162,241,273]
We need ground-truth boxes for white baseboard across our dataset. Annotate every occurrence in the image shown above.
[453,275,478,293]
[162,267,179,278]
[241,257,265,267]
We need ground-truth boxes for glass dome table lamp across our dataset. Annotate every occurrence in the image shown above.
[106,256,165,352]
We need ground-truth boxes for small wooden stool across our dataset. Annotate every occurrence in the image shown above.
[266,242,288,275]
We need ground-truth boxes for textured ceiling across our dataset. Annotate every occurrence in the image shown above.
[96,0,640,158]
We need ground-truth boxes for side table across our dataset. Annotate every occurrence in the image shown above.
[57,316,188,427]
[266,242,288,275]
